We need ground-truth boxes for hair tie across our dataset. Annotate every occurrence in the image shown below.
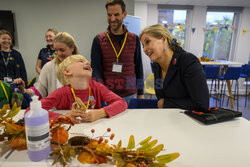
[172,38,177,46]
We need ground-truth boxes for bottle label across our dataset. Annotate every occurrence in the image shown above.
[25,122,50,151]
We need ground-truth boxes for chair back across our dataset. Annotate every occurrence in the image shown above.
[128,98,158,109]
[223,67,242,80]
[203,66,219,79]
[241,64,250,76]
[144,73,155,96]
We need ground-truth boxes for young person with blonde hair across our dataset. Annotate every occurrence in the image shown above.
[140,24,209,111]
[22,32,78,98]
[28,54,127,123]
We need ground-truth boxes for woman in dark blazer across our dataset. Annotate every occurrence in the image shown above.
[140,24,209,111]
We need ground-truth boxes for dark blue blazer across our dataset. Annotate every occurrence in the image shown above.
[152,47,209,111]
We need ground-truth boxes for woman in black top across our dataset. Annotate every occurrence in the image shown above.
[140,24,209,111]
[0,30,27,85]
[36,28,58,74]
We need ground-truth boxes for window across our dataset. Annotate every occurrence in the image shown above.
[158,10,187,48]
[203,12,234,60]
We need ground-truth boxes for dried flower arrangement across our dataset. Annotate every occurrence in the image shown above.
[0,104,180,167]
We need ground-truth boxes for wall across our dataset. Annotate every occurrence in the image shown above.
[135,3,250,94]
[0,0,135,79]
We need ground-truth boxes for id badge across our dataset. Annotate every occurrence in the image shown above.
[112,62,123,73]
[4,77,13,83]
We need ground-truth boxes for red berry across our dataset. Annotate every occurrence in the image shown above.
[107,128,111,132]
[111,133,115,137]
[91,129,95,133]
[105,139,108,143]
[110,136,114,140]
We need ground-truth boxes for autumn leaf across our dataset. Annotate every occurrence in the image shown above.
[117,140,122,149]
[78,151,96,164]
[5,122,24,135]
[156,153,180,164]
[139,136,152,145]
[137,139,158,151]
[113,153,125,166]
[0,105,8,117]
[150,144,164,156]
[127,135,135,149]
[6,103,21,118]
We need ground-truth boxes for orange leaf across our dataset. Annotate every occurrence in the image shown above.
[78,151,96,164]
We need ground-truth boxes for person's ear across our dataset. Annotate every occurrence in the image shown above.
[123,10,127,19]
[70,45,75,53]
[63,69,72,76]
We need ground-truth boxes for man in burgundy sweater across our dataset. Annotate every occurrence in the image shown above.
[91,0,144,105]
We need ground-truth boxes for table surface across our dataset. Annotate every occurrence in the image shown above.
[1,109,250,167]
[200,60,243,66]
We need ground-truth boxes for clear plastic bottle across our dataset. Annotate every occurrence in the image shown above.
[24,96,51,161]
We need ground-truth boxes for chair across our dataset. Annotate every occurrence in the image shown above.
[128,98,158,109]
[144,73,155,99]
[218,67,242,111]
[203,65,220,97]
[240,64,250,107]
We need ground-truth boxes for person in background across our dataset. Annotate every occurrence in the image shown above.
[0,29,27,85]
[139,24,209,111]
[36,28,58,74]
[91,0,144,105]
[26,54,127,123]
[21,32,79,98]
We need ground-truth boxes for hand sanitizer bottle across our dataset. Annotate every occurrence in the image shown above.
[24,96,51,161]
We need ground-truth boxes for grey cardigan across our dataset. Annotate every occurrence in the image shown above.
[35,59,62,97]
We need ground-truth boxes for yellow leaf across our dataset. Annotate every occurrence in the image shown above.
[156,153,180,164]
[78,151,96,164]
[127,135,135,149]
[137,139,158,151]
[6,104,21,118]
[117,140,122,149]
[150,144,164,156]
[0,105,8,117]
[139,136,152,145]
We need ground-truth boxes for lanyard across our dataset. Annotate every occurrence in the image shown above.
[71,86,91,110]
[0,81,9,103]
[107,32,127,63]
[0,51,11,67]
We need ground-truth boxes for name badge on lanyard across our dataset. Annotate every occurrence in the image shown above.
[107,32,127,73]
[4,77,13,83]
[112,62,123,73]
[1,51,12,82]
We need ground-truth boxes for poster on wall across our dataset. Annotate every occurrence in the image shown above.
[123,15,141,36]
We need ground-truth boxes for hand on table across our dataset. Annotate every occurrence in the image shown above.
[158,98,164,108]
[64,109,85,124]
[82,109,108,122]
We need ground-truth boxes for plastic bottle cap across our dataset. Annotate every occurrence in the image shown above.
[30,95,41,110]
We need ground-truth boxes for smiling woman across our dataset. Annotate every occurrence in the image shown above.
[35,28,58,74]
[22,32,79,98]
[140,24,209,111]
[0,29,27,85]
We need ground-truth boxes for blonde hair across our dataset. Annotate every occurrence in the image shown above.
[53,32,79,64]
[139,24,180,51]
[56,54,89,85]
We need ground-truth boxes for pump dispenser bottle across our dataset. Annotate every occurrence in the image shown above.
[24,96,51,161]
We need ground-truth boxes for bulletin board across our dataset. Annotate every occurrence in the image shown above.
[123,15,141,36]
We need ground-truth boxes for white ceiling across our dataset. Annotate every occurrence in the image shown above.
[135,0,250,7]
